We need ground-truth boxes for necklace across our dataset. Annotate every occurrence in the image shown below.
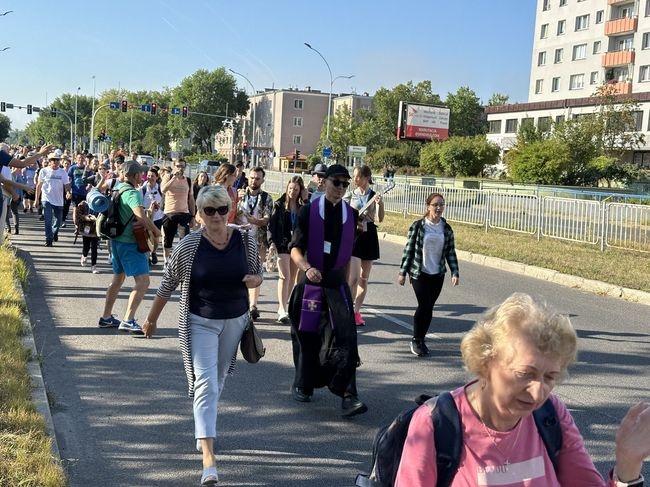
[204,229,229,248]
[472,392,523,468]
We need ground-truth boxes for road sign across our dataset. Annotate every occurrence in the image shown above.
[322,147,332,157]
[348,145,367,157]
[171,107,181,115]
[104,136,112,142]
[109,101,120,110]
[141,104,151,112]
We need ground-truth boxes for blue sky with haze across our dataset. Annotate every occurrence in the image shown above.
[1,0,536,131]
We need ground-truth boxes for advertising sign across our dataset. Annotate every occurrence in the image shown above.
[397,101,450,141]
[348,145,367,157]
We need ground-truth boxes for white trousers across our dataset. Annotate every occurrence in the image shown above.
[190,311,248,440]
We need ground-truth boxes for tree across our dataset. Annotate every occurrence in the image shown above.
[7,129,28,145]
[316,105,360,162]
[488,93,510,106]
[0,114,10,141]
[445,86,486,137]
[505,139,572,184]
[169,68,248,153]
[25,94,94,149]
[420,136,499,177]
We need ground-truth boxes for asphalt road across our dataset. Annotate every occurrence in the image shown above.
[13,211,650,487]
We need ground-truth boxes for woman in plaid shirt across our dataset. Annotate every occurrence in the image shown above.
[398,192,459,357]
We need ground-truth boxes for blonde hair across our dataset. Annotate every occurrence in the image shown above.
[461,293,577,380]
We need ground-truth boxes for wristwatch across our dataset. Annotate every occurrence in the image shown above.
[613,471,644,487]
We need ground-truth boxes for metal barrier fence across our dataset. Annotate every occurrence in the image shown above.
[262,170,650,253]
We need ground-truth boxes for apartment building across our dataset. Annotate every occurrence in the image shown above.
[486,0,650,167]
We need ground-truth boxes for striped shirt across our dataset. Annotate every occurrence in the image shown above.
[398,217,459,279]
[156,227,262,397]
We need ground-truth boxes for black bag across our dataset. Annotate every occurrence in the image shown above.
[355,393,562,487]
[96,184,135,239]
[240,317,265,363]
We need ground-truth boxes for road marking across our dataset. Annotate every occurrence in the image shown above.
[363,306,441,340]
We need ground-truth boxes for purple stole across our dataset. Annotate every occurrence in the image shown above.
[299,196,354,332]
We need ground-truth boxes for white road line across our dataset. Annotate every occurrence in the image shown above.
[363,306,441,340]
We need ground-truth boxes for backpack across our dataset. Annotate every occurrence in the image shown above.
[355,392,562,487]
[96,184,136,239]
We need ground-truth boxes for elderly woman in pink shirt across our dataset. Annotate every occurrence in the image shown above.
[396,293,650,487]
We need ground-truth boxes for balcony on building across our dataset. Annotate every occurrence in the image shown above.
[602,48,635,67]
[608,0,634,4]
[605,16,638,35]
[606,80,633,94]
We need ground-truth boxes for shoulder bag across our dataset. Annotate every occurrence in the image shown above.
[239,227,265,363]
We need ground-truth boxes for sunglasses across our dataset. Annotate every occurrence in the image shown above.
[329,178,350,188]
[203,206,229,216]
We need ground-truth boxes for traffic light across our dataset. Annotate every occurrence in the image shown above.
[27,104,32,115]
[121,100,128,112]
[99,127,106,141]
[50,108,57,117]
[150,103,157,115]
[182,106,188,118]
[0,102,5,112]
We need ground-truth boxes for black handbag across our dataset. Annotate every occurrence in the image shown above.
[239,227,265,363]
[240,315,265,363]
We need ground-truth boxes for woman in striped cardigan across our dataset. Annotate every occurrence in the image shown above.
[142,185,262,487]
[398,192,459,358]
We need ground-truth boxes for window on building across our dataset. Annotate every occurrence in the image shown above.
[543,0,551,11]
[294,99,303,110]
[535,79,544,94]
[557,19,566,35]
[521,118,534,129]
[646,0,650,17]
[617,37,634,51]
[552,77,561,91]
[560,0,567,5]
[570,73,585,89]
[541,23,549,38]
[619,7,632,19]
[590,71,599,85]
[596,10,604,24]
[639,65,650,82]
[538,117,552,132]
[632,111,644,131]
[572,43,587,60]
[593,40,601,54]
[554,48,564,63]
[292,135,302,145]
[575,14,589,31]
[643,33,650,49]
[293,116,303,127]
[488,120,502,134]
[505,119,518,133]
[556,115,565,125]
[538,51,547,66]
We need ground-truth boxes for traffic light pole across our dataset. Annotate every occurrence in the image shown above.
[89,104,109,154]
[53,110,74,151]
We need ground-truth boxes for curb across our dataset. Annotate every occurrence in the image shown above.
[380,232,650,306]
[14,275,61,460]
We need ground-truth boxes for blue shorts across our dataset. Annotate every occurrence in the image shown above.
[111,240,149,277]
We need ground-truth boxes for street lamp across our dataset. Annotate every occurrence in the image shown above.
[304,43,333,145]
[74,86,80,152]
[229,68,257,165]
[90,76,96,152]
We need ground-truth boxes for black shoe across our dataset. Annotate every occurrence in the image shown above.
[45,240,53,247]
[38,215,44,221]
[14,227,18,235]
[341,395,368,417]
[250,305,260,321]
[150,252,158,265]
[53,232,58,242]
[410,339,429,357]
[292,387,311,403]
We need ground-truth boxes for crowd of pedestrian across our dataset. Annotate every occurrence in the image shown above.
[1,143,648,487]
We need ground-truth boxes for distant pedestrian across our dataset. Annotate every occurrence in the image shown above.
[161,158,195,263]
[398,192,459,357]
[213,164,238,224]
[141,168,164,265]
[142,185,262,487]
[73,200,100,274]
[233,162,247,190]
[269,175,306,324]
[308,163,327,201]
[347,165,384,326]
[192,171,210,202]
[35,151,71,247]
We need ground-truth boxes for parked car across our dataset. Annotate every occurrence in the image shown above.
[198,159,221,176]
[136,155,156,167]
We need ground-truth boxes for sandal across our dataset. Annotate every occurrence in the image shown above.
[201,466,218,486]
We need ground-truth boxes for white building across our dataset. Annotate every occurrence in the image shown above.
[486,0,650,167]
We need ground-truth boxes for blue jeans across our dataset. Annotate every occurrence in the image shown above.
[43,201,62,242]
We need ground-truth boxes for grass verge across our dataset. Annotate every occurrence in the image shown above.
[0,244,66,487]
[378,212,650,293]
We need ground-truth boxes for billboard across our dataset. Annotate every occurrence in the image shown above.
[397,101,450,141]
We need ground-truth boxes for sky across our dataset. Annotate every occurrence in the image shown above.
[0,0,537,131]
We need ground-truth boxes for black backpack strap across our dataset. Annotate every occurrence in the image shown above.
[533,398,562,474]
[430,392,463,487]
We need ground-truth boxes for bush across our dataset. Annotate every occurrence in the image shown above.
[505,139,571,184]
[366,146,414,172]
[420,136,499,177]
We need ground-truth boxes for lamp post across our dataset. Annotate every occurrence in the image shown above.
[229,68,257,166]
[73,86,80,152]
[90,76,96,152]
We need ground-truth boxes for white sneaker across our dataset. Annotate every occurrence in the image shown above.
[91,265,99,274]
[80,256,87,266]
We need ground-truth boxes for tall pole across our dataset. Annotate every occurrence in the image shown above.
[229,68,257,166]
[90,104,109,158]
[74,86,80,153]
[129,109,134,154]
[90,76,96,152]
[304,43,333,145]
